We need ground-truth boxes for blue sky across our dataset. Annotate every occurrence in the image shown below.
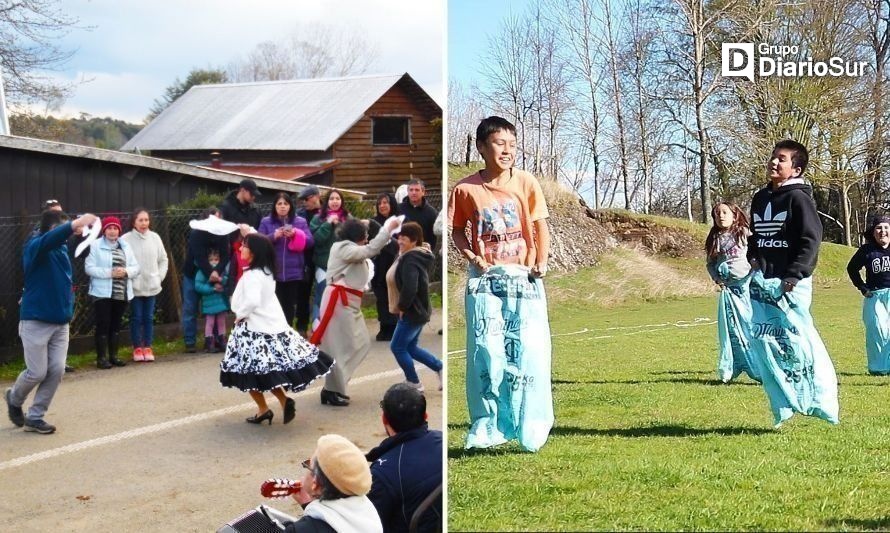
[448,0,534,89]
[37,0,444,123]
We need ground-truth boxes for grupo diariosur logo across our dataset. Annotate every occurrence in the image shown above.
[721,43,869,81]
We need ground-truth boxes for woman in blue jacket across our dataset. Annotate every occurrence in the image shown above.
[259,192,314,334]
[85,216,140,369]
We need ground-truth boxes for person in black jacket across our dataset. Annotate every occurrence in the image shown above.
[181,207,231,353]
[372,192,400,341]
[847,214,890,375]
[366,383,443,533]
[296,185,323,334]
[387,222,442,391]
[219,179,263,231]
[747,140,822,289]
[399,179,438,252]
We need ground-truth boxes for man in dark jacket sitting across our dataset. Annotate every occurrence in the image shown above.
[366,383,443,532]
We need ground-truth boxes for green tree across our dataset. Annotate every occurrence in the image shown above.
[146,68,227,121]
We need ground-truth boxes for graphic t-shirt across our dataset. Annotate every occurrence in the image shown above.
[447,169,549,267]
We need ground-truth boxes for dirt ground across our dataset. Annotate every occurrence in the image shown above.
[0,312,443,532]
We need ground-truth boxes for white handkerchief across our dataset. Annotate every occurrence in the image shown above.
[386,214,406,235]
[189,216,240,236]
[74,219,101,258]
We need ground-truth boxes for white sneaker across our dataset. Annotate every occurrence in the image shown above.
[436,370,443,391]
[405,381,425,393]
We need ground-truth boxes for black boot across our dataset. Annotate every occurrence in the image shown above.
[320,389,349,406]
[376,323,395,341]
[108,333,126,367]
[214,334,226,353]
[96,335,112,369]
[204,336,215,352]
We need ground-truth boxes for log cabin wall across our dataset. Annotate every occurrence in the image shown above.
[333,82,441,197]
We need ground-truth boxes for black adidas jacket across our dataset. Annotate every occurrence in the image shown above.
[747,182,822,282]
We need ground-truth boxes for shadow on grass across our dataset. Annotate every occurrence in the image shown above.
[649,370,711,376]
[552,377,759,386]
[551,424,773,438]
[446,423,773,458]
[448,445,532,459]
[823,518,890,530]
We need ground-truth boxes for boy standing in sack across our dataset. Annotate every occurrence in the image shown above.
[447,116,553,452]
[746,139,839,425]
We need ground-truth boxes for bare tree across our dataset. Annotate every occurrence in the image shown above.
[227,24,378,82]
[862,0,890,215]
[447,78,485,164]
[546,0,607,207]
[0,0,82,106]
[601,0,633,209]
[479,12,535,169]
[625,0,659,213]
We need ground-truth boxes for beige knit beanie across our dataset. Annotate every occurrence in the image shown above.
[314,434,372,496]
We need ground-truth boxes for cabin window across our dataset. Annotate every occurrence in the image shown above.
[372,117,410,145]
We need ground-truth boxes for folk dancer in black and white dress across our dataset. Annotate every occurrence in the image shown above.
[220,233,334,425]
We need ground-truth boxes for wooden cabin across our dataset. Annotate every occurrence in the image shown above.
[121,73,442,198]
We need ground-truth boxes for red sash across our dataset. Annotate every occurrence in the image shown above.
[309,284,364,345]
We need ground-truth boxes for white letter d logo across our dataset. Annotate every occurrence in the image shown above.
[722,43,755,82]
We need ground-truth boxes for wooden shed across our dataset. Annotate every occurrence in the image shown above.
[121,73,442,197]
[0,134,342,355]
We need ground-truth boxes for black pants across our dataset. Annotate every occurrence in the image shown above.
[372,283,398,327]
[277,280,311,334]
[94,298,128,338]
[295,279,312,333]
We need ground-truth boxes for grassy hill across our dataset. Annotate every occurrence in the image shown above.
[446,178,887,531]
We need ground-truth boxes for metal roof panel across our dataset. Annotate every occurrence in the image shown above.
[122,74,418,152]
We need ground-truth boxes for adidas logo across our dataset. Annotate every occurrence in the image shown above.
[753,203,787,237]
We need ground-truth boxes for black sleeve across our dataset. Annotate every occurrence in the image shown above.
[784,192,822,282]
[847,246,869,292]
[747,205,758,263]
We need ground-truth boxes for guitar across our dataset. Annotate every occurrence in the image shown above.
[260,478,302,499]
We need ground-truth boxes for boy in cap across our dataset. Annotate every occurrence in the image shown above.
[220,178,263,230]
[295,186,322,333]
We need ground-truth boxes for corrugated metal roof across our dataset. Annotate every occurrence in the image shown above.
[122,73,430,152]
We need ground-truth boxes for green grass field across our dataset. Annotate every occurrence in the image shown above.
[447,264,890,531]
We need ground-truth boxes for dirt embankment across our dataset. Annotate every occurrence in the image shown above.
[588,210,704,259]
[447,185,705,274]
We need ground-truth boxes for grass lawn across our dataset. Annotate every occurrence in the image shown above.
[447,274,890,531]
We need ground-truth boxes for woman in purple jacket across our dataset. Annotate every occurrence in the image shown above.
[259,192,314,333]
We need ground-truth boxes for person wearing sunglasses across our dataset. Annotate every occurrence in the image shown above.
[282,434,382,533]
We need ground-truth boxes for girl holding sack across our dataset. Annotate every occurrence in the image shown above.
[705,202,760,384]
[847,214,890,375]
